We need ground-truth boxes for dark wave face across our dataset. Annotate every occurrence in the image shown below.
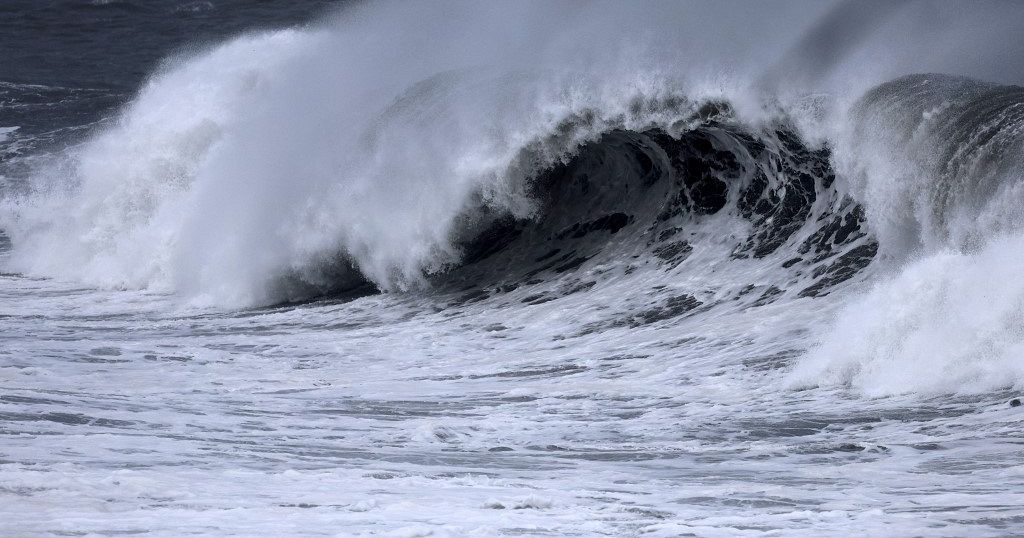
[263,105,880,309]
[444,121,875,307]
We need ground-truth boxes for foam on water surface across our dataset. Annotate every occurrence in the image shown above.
[3,2,1024,536]
[2,269,1023,537]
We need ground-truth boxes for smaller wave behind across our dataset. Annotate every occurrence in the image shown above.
[835,74,1024,254]
[791,74,1024,396]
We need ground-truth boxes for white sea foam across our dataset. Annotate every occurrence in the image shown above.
[790,233,1024,396]
[0,126,17,143]
[4,3,1024,535]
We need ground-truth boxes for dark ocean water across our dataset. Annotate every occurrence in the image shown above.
[0,1,338,147]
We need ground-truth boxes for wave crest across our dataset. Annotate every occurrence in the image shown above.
[2,25,833,306]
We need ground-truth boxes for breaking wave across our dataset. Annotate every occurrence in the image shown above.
[2,2,1024,397]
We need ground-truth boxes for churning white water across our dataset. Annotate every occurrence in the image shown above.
[3,1,1024,536]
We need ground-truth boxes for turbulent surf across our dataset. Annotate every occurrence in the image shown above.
[3,1,1024,536]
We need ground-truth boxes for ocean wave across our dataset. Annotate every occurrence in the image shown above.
[2,3,1024,397]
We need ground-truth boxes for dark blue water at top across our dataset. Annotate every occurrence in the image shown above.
[0,0,341,140]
